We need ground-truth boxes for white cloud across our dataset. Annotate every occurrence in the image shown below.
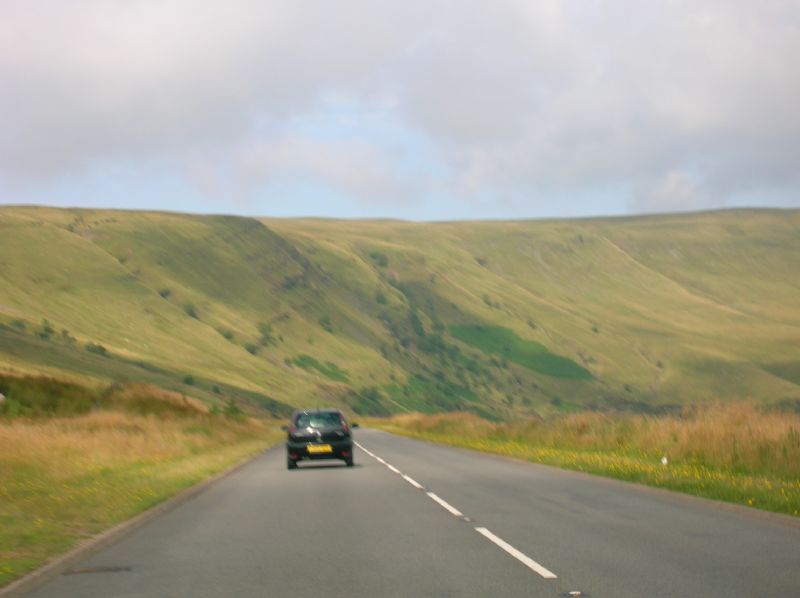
[633,171,713,213]
[231,134,420,204]
[1,0,799,215]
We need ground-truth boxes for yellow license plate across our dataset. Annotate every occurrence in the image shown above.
[307,444,333,454]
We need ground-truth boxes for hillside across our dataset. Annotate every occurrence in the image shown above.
[1,206,799,418]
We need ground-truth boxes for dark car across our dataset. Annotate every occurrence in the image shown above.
[284,408,358,469]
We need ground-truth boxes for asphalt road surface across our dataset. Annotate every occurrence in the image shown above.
[25,429,800,597]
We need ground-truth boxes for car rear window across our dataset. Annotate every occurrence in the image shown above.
[294,412,342,428]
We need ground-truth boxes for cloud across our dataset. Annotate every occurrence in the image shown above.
[230,134,422,205]
[1,0,799,216]
[632,171,714,214]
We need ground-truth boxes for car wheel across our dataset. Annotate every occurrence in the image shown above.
[287,457,298,470]
[345,456,354,467]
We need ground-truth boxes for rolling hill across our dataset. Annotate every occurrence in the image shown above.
[1,206,799,418]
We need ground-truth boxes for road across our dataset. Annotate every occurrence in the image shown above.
[24,429,800,597]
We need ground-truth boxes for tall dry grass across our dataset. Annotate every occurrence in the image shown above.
[388,403,800,478]
[378,403,800,516]
[0,382,282,588]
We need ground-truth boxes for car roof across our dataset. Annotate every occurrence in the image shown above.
[291,408,343,416]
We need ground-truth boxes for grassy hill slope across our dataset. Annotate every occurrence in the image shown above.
[1,206,799,417]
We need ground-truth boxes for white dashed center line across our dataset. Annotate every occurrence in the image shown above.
[475,527,558,579]
[426,492,463,517]
[402,474,424,489]
[354,440,558,580]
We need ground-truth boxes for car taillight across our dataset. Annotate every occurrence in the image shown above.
[341,423,349,433]
[289,425,296,434]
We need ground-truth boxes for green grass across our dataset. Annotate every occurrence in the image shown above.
[291,354,349,382]
[383,374,480,413]
[1,206,799,418]
[0,325,293,417]
[762,362,800,386]
[450,325,592,379]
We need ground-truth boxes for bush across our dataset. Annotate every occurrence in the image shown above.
[85,343,108,357]
[318,315,333,333]
[409,309,425,337]
[369,251,389,267]
[183,303,198,319]
[244,343,259,355]
[218,328,235,341]
[37,319,55,340]
[375,290,387,305]
[11,319,26,331]
[223,399,244,420]
[257,322,275,345]
[182,375,194,386]
[0,374,102,417]
[158,288,172,299]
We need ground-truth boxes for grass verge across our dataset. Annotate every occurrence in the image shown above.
[0,378,283,588]
[370,403,800,517]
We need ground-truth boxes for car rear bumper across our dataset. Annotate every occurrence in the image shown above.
[286,439,353,461]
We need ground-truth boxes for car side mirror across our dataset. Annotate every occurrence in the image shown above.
[280,425,289,432]
[351,422,360,428]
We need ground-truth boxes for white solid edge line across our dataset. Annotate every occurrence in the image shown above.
[474,527,557,579]
[386,463,402,474]
[402,474,424,489]
[375,457,386,464]
[426,492,463,517]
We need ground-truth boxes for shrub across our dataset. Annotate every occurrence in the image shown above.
[158,288,172,299]
[218,328,235,341]
[183,302,198,319]
[409,309,425,337]
[318,315,333,333]
[369,251,389,267]
[182,375,194,386]
[257,322,275,345]
[281,275,304,289]
[375,290,387,305]
[11,319,26,331]
[0,374,102,417]
[37,319,55,340]
[244,343,259,355]
[85,343,108,357]
[223,399,244,420]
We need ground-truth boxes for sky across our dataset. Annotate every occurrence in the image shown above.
[1,0,799,221]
